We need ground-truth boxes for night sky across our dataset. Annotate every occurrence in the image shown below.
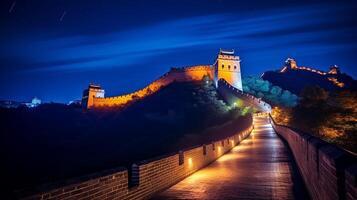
[1,0,357,103]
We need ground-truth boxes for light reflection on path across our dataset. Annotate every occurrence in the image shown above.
[153,116,309,200]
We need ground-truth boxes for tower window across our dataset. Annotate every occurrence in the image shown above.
[228,65,231,70]
[234,66,237,70]
[222,64,224,69]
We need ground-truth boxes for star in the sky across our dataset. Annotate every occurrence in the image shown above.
[9,1,16,13]
[60,11,67,22]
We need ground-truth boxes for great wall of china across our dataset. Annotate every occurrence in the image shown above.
[22,50,355,200]
[22,117,254,200]
[270,116,357,200]
[82,49,242,109]
[21,111,357,200]
[85,65,214,108]
[22,50,270,199]
[217,79,271,112]
[278,58,346,88]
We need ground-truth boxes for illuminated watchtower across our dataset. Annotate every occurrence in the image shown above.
[82,84,105,109]
[215,49,243,91]
[285,58,298,69]
[328,65,340,75]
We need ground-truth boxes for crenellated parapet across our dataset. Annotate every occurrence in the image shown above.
[82,49,246,109]
[280,58,343,76]
[215,49,243,91]
[217,79,271,112]
[21,117,253,200]
[84,65,214,109]
[270,116,357,200]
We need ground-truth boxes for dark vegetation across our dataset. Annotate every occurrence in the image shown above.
[242,76,298,107]
[272,86,357,153]
[262,66,356,153]
[0,79,251,197]
[262,68,357,95]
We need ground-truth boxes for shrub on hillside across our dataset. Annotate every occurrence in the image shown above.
[242,76,298,107]
[272,86,357,153]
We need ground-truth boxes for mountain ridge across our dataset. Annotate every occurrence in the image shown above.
[261,58,357,95]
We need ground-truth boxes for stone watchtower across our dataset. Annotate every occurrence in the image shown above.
[81,84,105,109]
[285,58,298,69]
[215,49,243,91]
[328,65,340,75]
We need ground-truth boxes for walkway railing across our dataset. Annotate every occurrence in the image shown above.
[269,115,357,200]
[21,120,253,200]
[217,79,271,112]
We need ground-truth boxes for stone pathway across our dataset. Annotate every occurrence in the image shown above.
[153,116,309,200]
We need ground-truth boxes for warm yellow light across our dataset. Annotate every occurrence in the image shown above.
[218,146,222,152]
[188,158,193,166]
[231,140,234,146]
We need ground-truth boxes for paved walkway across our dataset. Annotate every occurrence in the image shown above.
[153,116,309,200]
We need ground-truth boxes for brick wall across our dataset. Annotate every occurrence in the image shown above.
[217,79,271,112]
[91,65,214,108]
[23,123,253,200]
[270,116,357,200]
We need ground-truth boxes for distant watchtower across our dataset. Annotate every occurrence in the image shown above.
[285,58,298,69]
[215,49,243,91]
[82,84,105,109]
[328,65,340,75]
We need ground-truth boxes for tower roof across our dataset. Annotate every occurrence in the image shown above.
[89,84,102,89]
[285,58,296,64]
[219,49,235,55]
[330,64,339,69]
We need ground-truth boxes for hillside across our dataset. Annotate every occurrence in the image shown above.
[266,59,357,153]
[0,79,251,197]
[242,76,298,107]
[261,59,357,95]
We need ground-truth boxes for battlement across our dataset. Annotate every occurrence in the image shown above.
[171,65,213,72]
[215,49,242,91]
[217,49,240,61]
[82,49,244,109]
[270,116,357,200]
[328,65,340,75]
[83,65,214,108]
[23,119,253,200]
[280,58,343,76]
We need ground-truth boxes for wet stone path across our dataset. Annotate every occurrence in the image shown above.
[153,116,309,200]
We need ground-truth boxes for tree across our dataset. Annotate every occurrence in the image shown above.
[290,86,330,135]
[242,76,297,107]
[281,90,298,107]
[299,85,328,108]
[270,86,282,96]
[254,79,270,92]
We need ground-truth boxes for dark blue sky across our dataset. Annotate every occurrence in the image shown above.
[1,0,357,103]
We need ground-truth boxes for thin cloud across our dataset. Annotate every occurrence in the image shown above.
[2,4,356,72]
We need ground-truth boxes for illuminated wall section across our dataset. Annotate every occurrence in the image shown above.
[216,50,243,91]
[84,65,214,108]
